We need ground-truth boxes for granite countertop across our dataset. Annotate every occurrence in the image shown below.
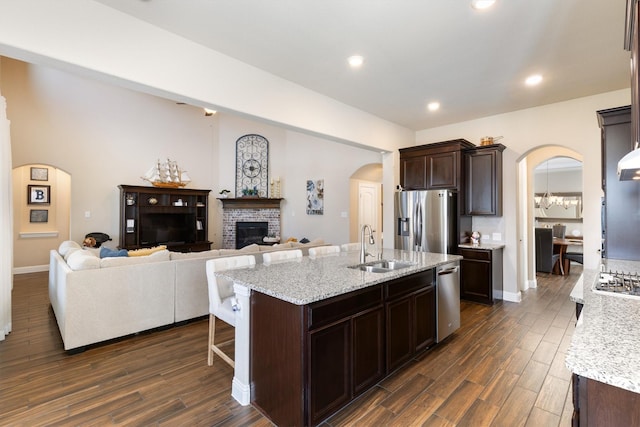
[216,248,461,305]
[459,242,506,250]
[566,259,640,393]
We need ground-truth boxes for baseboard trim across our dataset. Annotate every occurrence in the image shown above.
[502,290,522,303]
[13,264,49,275]
[232,376,251,406]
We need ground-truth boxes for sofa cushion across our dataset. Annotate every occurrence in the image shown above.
[239,243,260,253]
[58,240,81,256]
[66,249,101,270]
[169,249,220,260]
[99,250,170,268]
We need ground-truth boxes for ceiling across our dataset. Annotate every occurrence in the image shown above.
[95,0,631,131]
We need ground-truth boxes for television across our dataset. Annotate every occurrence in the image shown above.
[140,213,196,246]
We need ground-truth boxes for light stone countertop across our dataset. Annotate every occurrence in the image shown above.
[566,259,640,394]
[216,248,462,305]
[458,242,506,250]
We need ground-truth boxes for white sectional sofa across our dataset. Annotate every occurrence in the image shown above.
[49,239,327,351]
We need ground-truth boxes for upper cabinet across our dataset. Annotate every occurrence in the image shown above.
[399,139,475,191]
[464,144,505,216]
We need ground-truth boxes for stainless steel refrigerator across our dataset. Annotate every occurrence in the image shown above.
[394,189,461,342]
[394,189,458,254]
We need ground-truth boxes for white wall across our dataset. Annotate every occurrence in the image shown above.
[216,113,382,245]
[415,90,630,300]
[1,57,383,266]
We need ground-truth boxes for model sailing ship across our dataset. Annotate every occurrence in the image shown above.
[142,158,191,188]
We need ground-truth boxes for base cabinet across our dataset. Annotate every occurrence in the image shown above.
[460,247,503,305]
[572,374,640,426]
[251,270,435,426]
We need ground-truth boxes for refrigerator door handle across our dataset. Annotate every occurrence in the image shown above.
[414,199,423,251]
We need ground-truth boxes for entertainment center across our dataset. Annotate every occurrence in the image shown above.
[118,185,211,252]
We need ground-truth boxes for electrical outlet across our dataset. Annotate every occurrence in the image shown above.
[84,211,91,218]
[492,232,501,241]
[340,211,348,218]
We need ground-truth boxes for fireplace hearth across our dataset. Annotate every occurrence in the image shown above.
[236,221,269,249]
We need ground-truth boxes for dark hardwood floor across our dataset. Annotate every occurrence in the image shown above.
[0,267,581,426]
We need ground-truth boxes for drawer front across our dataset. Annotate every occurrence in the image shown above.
[385,270,434,300]
[308,286,383,330]
[461,249,491,261]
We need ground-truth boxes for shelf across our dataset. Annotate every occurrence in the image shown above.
[218,197,283,209]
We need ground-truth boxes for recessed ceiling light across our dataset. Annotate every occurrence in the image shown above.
[471,0,496,10]
[427,102,440,112]
[525,74,543,86]
[348,55,364,68]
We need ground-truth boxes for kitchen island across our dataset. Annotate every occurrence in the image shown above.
[216,248,461,426]
[566,259,640,425]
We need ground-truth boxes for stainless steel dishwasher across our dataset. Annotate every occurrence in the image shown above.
[436,262,460,343]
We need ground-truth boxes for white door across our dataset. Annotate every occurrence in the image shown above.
[358,182,381,240]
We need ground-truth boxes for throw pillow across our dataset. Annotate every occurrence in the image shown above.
[128,245,168,257]
[66,250,101,270]
[100,247,129,258]
[58,240,81,256]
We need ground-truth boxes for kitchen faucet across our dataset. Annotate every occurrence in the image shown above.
[360,224,375,264]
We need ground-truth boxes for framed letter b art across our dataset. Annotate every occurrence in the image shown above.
[28,185,50,204]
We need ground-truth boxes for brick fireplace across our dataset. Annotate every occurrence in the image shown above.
[219,198,283,249]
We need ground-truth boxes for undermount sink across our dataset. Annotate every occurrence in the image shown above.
[349,260,415,273]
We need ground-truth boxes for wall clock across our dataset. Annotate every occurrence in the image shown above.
[235,134,269,197]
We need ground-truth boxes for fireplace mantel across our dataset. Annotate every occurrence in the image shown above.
[218,198,283,209]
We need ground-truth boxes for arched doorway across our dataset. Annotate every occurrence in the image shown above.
[348,163,382,244]
[517,146,583,292]
[12,164,71,273]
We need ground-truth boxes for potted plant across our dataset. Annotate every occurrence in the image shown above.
[219,189,231,198]
[242,187,260,197]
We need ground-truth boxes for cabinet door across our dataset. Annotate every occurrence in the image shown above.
[352,307,385,395]
[465,148,502,216]
[386,297,413,373]
[599,107,640,260]
[414,286,436,353]
[427,151,458,189]
[309,320,351,425]
[460,257,492,305]
[401,156,427,190]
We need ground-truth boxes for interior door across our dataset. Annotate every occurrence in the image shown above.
[358,182,380,240]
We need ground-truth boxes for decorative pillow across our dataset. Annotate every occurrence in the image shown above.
[100,247,129,258]
[83,247,101,257]
[66,250,100,270]
[272,242,293,249]
[58,240,81,256]
[64,247,81,261]
[239,244,260,253]
[128,245,167,257]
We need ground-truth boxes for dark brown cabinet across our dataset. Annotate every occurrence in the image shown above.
[572,373,640,426]
[251,270,435,426]
[460,247,503,305]
[598,107,640,260]
[399,139,475,190]
[464,144,505,216]
[118,185,211,253]
[385,270,436,372]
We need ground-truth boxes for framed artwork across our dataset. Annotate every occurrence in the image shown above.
[28,185,50,204]
[306,179,324,215]
[29,209,48,223]
[30,167,49,181]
